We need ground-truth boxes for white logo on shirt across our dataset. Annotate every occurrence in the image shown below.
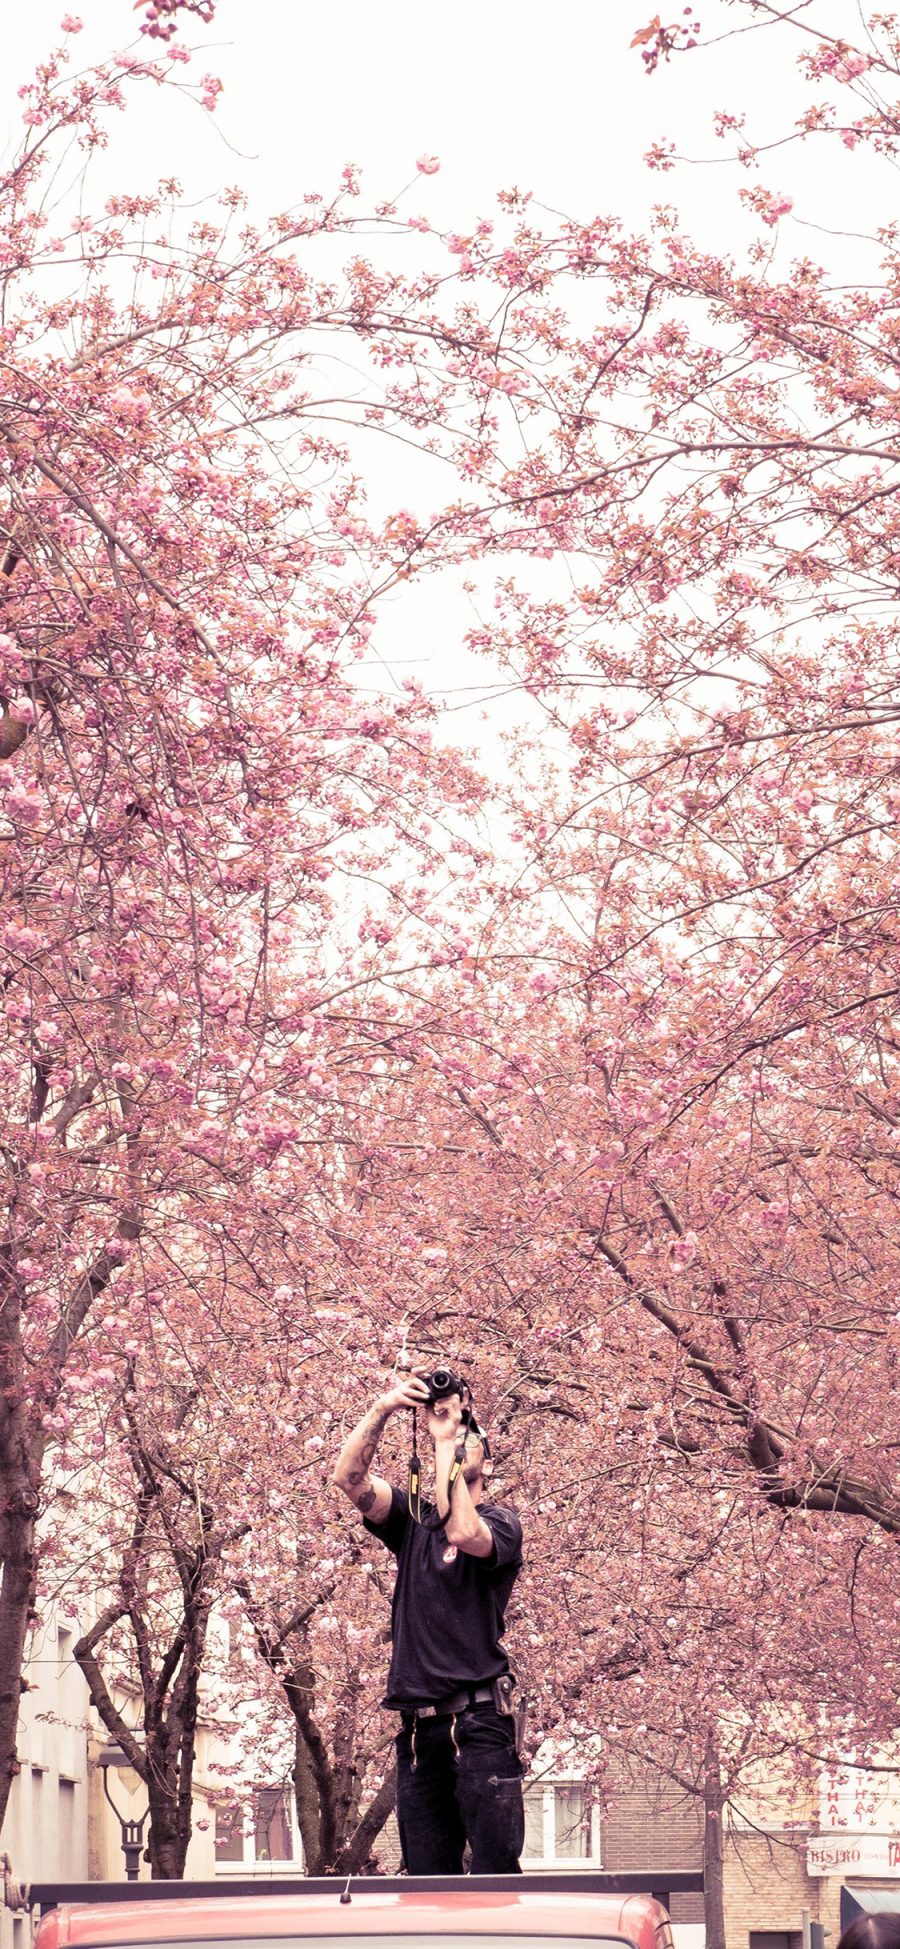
[442,1544,458,1564]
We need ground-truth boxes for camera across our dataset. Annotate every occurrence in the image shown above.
[421,1366,467,1405]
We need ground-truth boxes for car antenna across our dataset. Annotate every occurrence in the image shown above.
[339,1876,352,1906]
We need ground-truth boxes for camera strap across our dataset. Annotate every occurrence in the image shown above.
[446,1400,473,1496]
[408,1408,423,1524]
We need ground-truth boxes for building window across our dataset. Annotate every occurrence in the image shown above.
[554,1782,593,1859]
[253,1787,293,1862]
[58,1779,77,1872]
[215,1786,298,1869]
[524,1784,546,1859]
[214,1802,244,1863]
[523,1780,598,1865]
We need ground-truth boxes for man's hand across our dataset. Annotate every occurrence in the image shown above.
[378,1374,431,1416]
[426,1390,464,1446]
[332,1374,429,1521]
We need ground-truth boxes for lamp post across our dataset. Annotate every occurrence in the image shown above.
[98,1744,150,1882]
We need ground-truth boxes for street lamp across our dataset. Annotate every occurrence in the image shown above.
[98,1744,150,1882]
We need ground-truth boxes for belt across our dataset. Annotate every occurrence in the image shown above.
[401,1684,495,1720]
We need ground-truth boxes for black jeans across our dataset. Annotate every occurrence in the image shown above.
[395,1703,524,1874]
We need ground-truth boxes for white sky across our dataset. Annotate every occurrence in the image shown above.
[1,0,878,244]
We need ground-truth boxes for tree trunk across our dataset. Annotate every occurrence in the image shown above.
[239,1591,395,1878]
[703,1735,727,1949]
[146,1778,188,1881]
[0,1224,130,1838]
[0,1247,39,1836]
[331,1760,397,1875]
[293,1716,338,1873]
[0,1488,37,1835]
[75,1605,202,1879]
[293,1717,396,1874]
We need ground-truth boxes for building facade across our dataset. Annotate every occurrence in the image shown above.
[0,1607,90,1949]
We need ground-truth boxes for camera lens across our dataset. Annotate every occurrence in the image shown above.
[430,1368,452,1394]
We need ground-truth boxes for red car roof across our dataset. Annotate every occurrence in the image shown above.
[33,1890,671,1949]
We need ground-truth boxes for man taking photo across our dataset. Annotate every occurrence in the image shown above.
[332,1369,525,1874]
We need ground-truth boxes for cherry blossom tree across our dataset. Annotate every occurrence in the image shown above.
[232,1514,400,1874]
[311,920,900,1939]
[13,0,900,1911]
[71,1363,250,1880]
[0,17,555,1835]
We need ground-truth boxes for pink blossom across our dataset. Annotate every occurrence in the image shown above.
[110,385,150,422]
[743,186,794,227]
[763,192,793,225]
[835,51,870,79]
[6,786,43,825]
[60,13,83,29]
[416,154,440,175]
[669,1231,699,1272]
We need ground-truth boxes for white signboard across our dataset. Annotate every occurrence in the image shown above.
[820,1763,900,1835]
[808,1835,900,1878]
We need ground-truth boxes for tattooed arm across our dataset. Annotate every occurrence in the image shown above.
[332,1375,430,1519]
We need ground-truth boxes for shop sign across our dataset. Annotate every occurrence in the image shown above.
[820,1764,900,1834]
[808,1834,900,1878]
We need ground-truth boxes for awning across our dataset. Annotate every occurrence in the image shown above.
[841,1887,900,1931]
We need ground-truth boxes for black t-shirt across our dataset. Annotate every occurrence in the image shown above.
[363,1486,523,1709]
